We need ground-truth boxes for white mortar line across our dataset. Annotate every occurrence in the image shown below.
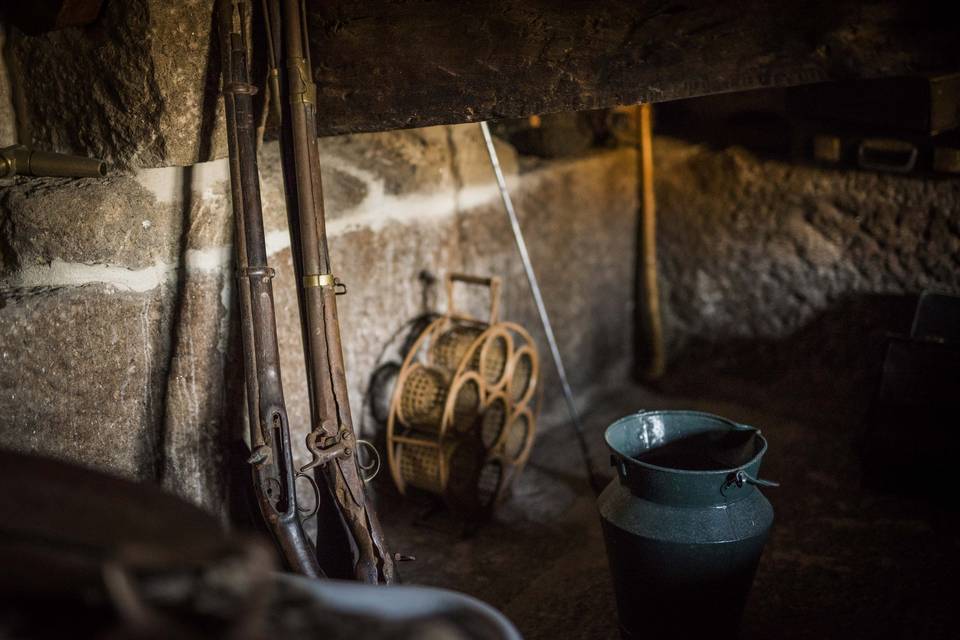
[8,259,175,293]
[136,159,231,204]
[5,150,626,293]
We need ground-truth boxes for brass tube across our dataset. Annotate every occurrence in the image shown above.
[1,145,106,178]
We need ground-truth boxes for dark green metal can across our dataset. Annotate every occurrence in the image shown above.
[599,410,776,639]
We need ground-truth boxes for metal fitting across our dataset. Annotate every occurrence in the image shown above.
[1,145,107,179]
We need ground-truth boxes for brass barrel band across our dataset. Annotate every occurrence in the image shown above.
[286,57,316,105]
[303,273,336,288]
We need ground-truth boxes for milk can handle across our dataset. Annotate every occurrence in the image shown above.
[734,470,779,488]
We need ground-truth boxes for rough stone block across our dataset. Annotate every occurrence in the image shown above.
[653,136,960,367]
[5,0,225,169]
[156,272,235,517]
[0,285,171,481]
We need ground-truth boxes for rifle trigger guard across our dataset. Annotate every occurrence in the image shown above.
[294,471,321,520]
[356,439,381,483]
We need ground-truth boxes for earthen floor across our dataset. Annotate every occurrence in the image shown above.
[377,373,958,639]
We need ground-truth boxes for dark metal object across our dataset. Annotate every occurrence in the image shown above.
[216,0,321,577]
[599,411,775,639]
[801,126,960,176]
[791,75,960,175]
[857,138,918,173]
[862,292,960,497]
[788,74,960,136]
[0,144,106,178]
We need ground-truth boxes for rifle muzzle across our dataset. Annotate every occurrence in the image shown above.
[1,145,107,178]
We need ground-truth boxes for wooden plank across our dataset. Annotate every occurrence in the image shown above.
[306,0,959,136]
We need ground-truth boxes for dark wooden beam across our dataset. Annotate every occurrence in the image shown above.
[6,0,956,167]
[307,0,959,136]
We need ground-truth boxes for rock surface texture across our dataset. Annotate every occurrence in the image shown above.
[2,122,957,520]
[5,0,225,168]
[0,125,637,517]
[653,137,960,398]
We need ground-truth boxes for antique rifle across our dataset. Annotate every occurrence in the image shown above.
[217,0,321,577]
[218,0,395,582]
[268,0,396,583]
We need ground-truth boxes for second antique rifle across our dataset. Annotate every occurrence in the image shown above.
[218,0,396,582]
[267,0,396,583]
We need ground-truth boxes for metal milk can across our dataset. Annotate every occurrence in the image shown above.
[598,410,776,639]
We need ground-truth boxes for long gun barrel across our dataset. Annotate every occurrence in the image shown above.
[1,145,106,178]
[269,0,396,583]
[217,0,395,583]
[216,0,321,577]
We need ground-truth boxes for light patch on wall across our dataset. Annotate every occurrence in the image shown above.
[10,259,175,293]
[135,159,231,204]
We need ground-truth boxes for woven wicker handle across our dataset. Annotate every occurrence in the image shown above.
[445,273,502,324]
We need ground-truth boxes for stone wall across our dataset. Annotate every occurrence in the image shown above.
[5,111,955,518]
[0,124,638,517]
[4,1,225,168]
[653,136,960,398]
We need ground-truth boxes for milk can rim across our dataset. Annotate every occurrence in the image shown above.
[605,409,769,476]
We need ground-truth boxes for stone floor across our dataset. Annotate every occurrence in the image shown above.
[376,369,959,639]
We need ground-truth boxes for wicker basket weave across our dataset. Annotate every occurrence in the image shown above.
[386,273,540,518]
[396,363,449,431]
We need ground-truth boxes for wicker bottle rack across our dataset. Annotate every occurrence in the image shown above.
[386,273,540,517]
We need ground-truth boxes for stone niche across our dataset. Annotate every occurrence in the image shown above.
[0,122,638,518]
[1,2,958,521]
